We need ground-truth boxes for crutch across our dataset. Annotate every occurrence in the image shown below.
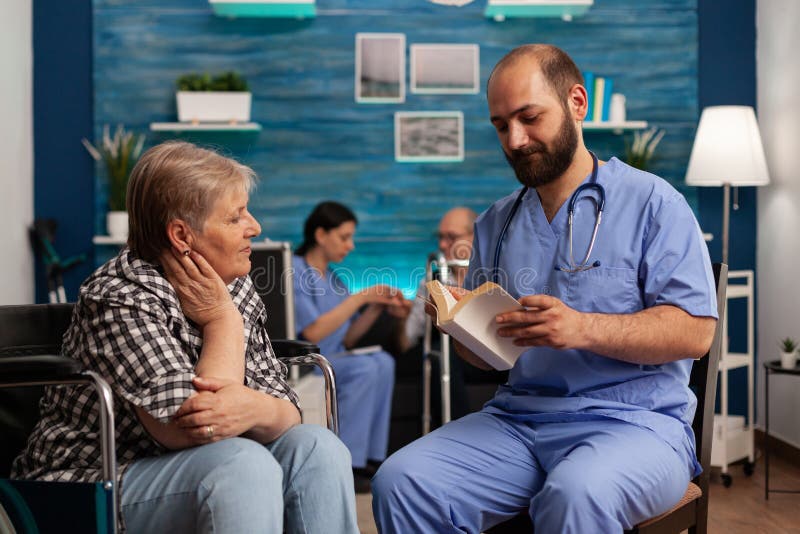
[422,253,468,434]
[422,254,436,435]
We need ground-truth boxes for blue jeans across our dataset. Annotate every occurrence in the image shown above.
[121,425,358,533]
[372,413,691,534]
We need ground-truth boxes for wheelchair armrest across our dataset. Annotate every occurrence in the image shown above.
[272,342,339,436]
[0,355,83,386]
[0,354,118,502]
[271,339,321,358]
[272,340,331,391]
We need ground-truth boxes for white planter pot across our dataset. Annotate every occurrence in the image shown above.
[107,211,129,240]
[780,350,797,369]
[176,91,252,123]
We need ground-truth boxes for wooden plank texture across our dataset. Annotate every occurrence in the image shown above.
[93,0,699,292]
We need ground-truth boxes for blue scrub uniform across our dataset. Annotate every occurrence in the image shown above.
[292,255,394,468]
[373,158,718,533]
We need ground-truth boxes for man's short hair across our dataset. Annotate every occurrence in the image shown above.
[489,44,584,107]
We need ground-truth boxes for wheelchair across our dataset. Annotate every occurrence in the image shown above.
[0,303,337,534]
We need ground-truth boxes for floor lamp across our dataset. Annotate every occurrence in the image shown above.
[685,106,770,266]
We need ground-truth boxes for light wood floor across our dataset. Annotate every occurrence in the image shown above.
[355,450,800,533]
[707,452,800,533]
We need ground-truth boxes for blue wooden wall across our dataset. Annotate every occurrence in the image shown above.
[32,0,94,304]
[697,0,757,422]
[31,0,756,432]
[92,0,699,294]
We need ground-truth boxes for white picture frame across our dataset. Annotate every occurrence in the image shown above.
[394,111,464,163]
[355,33,406,103]
[410,44,479,94]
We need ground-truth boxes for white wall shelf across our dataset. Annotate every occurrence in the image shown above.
[209,0,315,18]
[485,0,593,22]
[583,120,648,134]
[93,235,126,246]
[150,122,262,132]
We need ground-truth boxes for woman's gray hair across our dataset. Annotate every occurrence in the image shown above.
[126,141,256,261]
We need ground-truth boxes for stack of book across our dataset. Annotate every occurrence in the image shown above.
[582,71,614,122]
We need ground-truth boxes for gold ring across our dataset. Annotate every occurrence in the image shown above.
[206,425,214,438]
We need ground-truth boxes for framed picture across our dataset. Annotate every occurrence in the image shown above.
[410,44,479,94]
[355,33,406,103]
[394,111,464,162]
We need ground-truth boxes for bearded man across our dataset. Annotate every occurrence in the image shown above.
[372,44,718,534]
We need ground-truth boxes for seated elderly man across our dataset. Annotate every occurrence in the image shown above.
[12,141,358,533]
[398,206,477,353]
[373,44,717,533]
[396,207,507,423]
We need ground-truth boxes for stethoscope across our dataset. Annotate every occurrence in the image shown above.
[492,151,605,283]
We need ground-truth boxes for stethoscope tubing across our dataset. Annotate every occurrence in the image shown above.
[492,151,604,283]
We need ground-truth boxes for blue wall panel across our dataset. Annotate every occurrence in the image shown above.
[697,0,757,423]
[33,0,95,302]
[92,0,699,294]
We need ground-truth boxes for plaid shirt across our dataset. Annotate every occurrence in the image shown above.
[12,248,299,486]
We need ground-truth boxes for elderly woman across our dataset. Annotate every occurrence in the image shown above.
[293,201,407,493]
[12,141,358,533]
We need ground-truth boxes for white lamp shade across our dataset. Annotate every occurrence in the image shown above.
[685,105,770,187]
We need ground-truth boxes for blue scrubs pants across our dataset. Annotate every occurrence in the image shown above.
[372,412,691,533]
[121,425,358,533]
[331,350,395,468]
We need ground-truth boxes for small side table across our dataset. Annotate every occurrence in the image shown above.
[763,360,800,499]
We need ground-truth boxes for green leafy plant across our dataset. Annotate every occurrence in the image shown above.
[779,337,798,353]
[624,127,665,171]
[176,73,212,91]
[176,71,249,92]
[82,125,146,212]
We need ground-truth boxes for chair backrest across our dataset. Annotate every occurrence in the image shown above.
[0,303,74,477]
[0,303,116,534]
[690,263,728,514]
[249,241,296,341]
[0,304,73,357]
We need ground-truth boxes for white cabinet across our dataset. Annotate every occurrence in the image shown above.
[710,269,756,486]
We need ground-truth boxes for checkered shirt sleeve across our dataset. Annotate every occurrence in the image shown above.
[233,276,299,408]
[79,290,199,422]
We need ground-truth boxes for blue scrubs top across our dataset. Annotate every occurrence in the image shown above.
[292,255,354,357]
[466,158,717,476]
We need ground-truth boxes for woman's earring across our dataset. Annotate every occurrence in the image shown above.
[183,249,190,256]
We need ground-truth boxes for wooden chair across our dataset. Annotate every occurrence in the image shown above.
[488,263,728,534]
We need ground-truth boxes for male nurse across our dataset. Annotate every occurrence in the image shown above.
[372,44,717,534]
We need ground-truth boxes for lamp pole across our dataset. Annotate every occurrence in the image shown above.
[722,182,730,266]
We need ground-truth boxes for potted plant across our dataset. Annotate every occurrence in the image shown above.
[779,337,798,369]
[624,127,665,171]
[176,71,251,124]
[82,124,146,239]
